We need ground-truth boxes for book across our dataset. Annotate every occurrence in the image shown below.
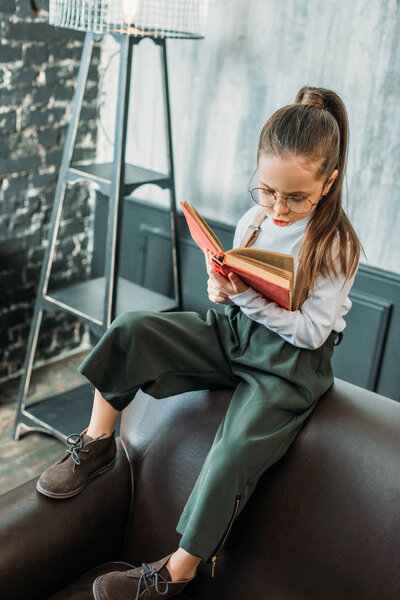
[180,200,294,311]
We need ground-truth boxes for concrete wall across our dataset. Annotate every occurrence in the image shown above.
[97,0,400,274]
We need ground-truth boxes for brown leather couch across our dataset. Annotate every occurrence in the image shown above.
[1,377,399,600]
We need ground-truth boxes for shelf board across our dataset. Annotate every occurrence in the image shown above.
[41,276,178,334]
[21,384,120,443]
[68,162,171,195]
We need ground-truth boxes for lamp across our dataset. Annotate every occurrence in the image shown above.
[13,0,209,442]
[49,0,208,38]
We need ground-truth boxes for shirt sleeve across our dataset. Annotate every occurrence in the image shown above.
[229,241,359,349]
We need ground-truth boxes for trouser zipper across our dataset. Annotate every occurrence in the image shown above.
[208,495,241,578]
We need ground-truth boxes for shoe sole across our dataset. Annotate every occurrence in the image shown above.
[36,458,116,499]
[92,574,193,600]
[92,575,103,600]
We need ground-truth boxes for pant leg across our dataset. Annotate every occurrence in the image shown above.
[77,309,241,411]
[176,373,319,565]
[176,309,336,568]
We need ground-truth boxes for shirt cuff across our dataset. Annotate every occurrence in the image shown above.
[229,286,261,306]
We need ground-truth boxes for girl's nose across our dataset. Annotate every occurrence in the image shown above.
[273,196,290,214]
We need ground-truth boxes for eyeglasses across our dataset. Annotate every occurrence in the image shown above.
[247,168,322,215]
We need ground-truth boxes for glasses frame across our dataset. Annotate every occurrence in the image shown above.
[247,167,325,215]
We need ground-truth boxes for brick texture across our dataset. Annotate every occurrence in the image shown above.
[0,1,101,381]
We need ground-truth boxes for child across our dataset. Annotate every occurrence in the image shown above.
[37,86,363,600]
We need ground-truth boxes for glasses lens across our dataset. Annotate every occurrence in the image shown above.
[286,196,312,214]
[251,189,275,207]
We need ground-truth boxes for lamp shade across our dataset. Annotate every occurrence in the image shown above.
[49,0,209,38]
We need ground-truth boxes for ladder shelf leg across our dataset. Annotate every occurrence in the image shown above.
[158,37,183,311]
[103,34,133,327]
[12,32,96,440]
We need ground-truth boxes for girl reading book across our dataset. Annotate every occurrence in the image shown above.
[37,86,363,600]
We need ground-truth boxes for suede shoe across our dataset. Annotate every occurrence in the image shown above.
[36,428,116,499]
[92,552,196,600]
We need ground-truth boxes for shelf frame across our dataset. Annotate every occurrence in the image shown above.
[13,31,183,441]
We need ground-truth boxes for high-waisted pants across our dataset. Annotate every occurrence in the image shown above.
[77,303,341,574]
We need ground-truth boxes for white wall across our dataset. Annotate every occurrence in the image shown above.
[96,0,400,274]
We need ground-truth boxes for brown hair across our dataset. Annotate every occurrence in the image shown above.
[257,86,366,310]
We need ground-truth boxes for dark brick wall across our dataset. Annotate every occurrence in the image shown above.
[0,2,101,380]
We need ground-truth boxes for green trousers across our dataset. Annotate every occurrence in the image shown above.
[78,304,340,572]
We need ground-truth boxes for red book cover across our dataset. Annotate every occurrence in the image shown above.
[180,200,292,311]
[180,201,222,255]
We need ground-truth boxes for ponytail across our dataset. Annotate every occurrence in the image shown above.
[257,85,365,310]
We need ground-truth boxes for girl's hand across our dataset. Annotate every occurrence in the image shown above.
[204,249,249,303]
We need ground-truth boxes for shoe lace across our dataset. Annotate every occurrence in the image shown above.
[135,563,169,600]
[65,432,106,465]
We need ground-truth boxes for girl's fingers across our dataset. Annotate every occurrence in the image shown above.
[204,249,217,274]
[209,293,229,303]
[207,281,229,298]
[205,249,229,284]
[208,257,224,277]
[204,249,211,273]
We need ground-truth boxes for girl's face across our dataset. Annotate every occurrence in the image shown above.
[257,154,338,227]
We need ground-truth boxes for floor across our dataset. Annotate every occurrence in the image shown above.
[0,349,90,495]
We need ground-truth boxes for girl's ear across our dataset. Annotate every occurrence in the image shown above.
[323,168,339,195]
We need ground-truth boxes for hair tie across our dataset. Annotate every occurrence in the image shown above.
[297,91,326,110]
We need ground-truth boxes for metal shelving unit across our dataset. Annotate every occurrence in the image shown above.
[13,32,183,442]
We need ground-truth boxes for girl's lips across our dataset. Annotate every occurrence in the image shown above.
[272,219,290,226]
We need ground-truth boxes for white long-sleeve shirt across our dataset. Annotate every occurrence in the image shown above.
[226,205,358,350]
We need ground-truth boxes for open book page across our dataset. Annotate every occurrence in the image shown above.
[227,253,292,279]
[227,247,294,273]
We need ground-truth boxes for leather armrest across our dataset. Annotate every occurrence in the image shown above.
[0,438,133,600]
